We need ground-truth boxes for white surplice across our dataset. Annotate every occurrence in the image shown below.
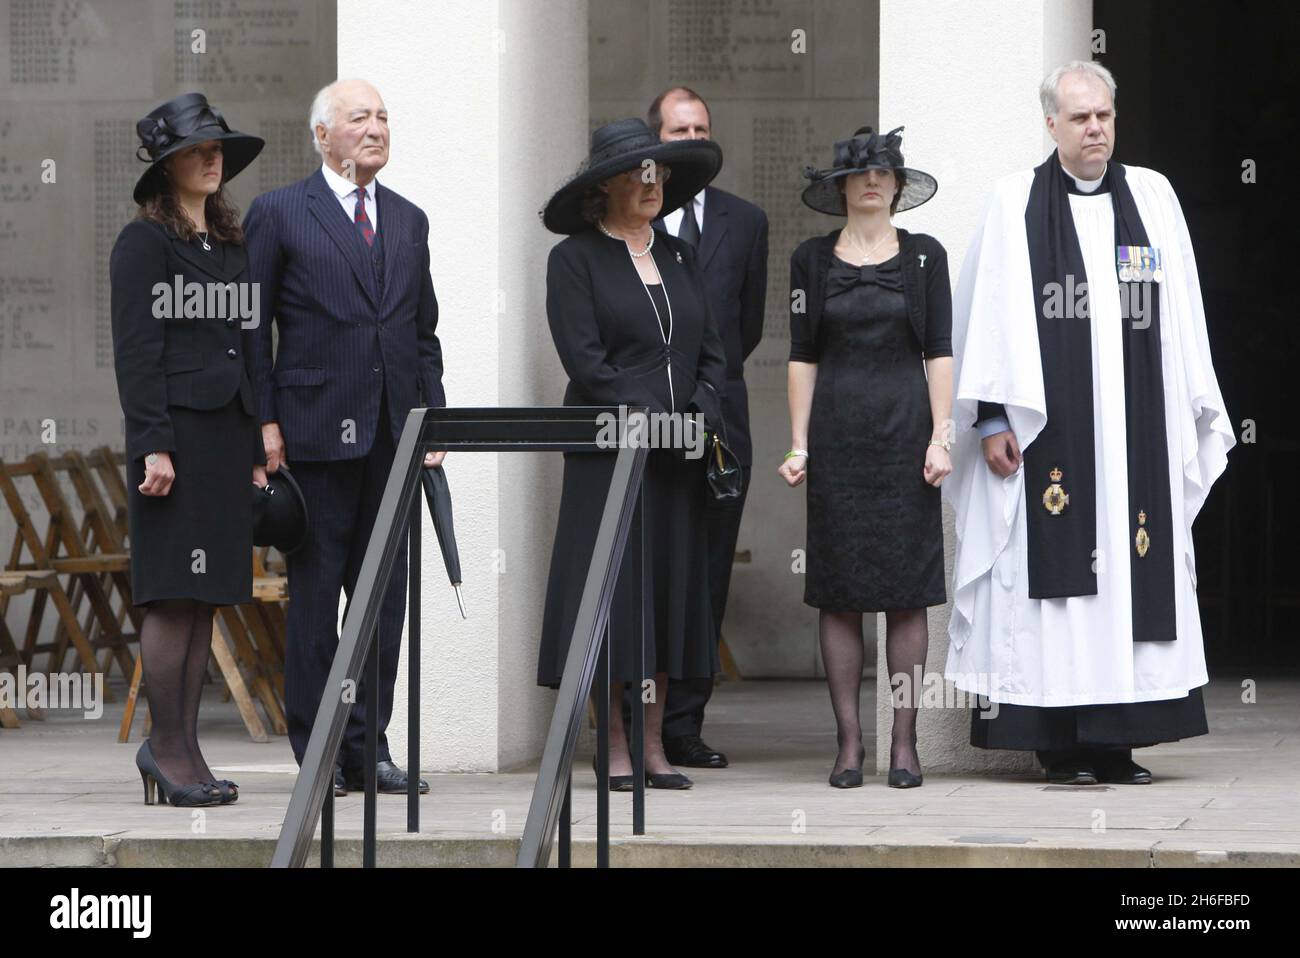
[943,164,1235,707]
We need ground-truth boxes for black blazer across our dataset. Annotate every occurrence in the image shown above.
[109,218,260,462]
[654,186,768,466]
[243,169,447,463]
[788,226,952,362]
[546,227,726,429]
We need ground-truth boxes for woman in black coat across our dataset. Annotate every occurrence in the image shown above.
[537,119,727,790]
[109,93,265,807]
[779,127,952,789]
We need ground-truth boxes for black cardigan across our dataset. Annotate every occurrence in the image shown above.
[546,227,726,429]
[788,227,952,362]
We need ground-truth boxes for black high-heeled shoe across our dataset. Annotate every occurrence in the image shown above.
[645,770,693,789]
[887,767,923,788]
[828,745,866,789]
[592,755,634,792]
[206,778,239,804]
[888,738,924,788]
[136,740,222,807]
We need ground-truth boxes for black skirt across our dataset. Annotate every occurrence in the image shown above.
[969,686,1208,751]
[126,396,258,607]
[536,448,718,688]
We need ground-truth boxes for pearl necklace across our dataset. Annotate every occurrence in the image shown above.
[598,220,654,257]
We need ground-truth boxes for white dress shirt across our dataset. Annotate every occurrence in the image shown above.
[662,189,705,239]
[320,162,379,232]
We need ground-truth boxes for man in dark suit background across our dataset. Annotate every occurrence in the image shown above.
[244,78,447,795]
[649,86,768,769]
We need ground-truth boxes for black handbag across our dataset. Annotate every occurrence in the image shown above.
[705,416,744,501]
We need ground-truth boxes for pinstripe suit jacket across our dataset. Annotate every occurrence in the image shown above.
[243,167,447,462]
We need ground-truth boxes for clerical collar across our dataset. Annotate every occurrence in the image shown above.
[1064,163,1107,194]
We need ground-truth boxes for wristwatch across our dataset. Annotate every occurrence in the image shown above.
[928,438,952,452]
[145,453,159,466]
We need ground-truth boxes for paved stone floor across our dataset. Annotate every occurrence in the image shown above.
[1,678,1296,866]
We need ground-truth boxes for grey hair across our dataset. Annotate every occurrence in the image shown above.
[1040,60,1117,117]
[309,82,341,155]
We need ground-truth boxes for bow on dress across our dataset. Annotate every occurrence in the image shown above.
[826,255,904,297]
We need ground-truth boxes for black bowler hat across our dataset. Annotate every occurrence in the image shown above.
[801,125,937,215]
[252,464,309,555]
[540,117,722,235]
[132,92,264,204]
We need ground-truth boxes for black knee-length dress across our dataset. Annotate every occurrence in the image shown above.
[109,219,265,608]
[791,245,946,612]
[536,227,728,688]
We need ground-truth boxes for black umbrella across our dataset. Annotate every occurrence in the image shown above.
[420,466,466,618]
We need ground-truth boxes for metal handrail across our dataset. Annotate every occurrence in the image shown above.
[270,405,649,868]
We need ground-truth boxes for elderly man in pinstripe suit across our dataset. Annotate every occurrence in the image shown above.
[244,78,447,796]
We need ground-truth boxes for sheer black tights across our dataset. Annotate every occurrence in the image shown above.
[820,608,929,776]
[140,598,217,785]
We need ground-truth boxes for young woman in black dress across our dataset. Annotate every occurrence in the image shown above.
[110,93,265,806]
[779,127,953,788]
[538,119,727,790]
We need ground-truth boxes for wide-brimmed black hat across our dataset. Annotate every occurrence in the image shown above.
[252,464,309,555]
[133,92,264,204]
[801,125,937,215]
[540,118,723,235]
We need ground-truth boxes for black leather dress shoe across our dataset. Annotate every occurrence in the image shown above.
[345,761,430,794]
[333,768,348,797]
[1044,760,1100,785]
[1093,754,1153,785]
[664,734,729,768]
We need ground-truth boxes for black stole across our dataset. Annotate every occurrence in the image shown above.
[1022,151,1176,642]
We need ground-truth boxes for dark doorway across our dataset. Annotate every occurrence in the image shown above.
[1094,0,1299,673]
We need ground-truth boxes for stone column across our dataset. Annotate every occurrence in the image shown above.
[339,0,588,771]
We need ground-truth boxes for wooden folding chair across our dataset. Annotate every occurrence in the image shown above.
[0,463,112,702]
[88,446,129,540]
[21,453,138,686]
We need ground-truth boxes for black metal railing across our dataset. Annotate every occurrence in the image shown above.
[270,405,650,868]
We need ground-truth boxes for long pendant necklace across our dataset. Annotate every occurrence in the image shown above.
[628,245,675,411]
[198,230,211,251]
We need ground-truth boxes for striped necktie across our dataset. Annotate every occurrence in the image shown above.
[353,186,374,246]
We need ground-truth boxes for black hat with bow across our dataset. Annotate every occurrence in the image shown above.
[132,92,264,204]
[541,117,722,235]
[801,125,937,215]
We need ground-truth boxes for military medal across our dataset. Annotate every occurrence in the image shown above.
[1152,248,1164,283]
[1042,466,1069,515]
[1135,509,1150,557]
[1117,245,1134,283]
[1139,248,1154,282]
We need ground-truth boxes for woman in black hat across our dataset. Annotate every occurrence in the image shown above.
[778,126,953,789]
[109,92,265,807]
[537,118,727,790]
